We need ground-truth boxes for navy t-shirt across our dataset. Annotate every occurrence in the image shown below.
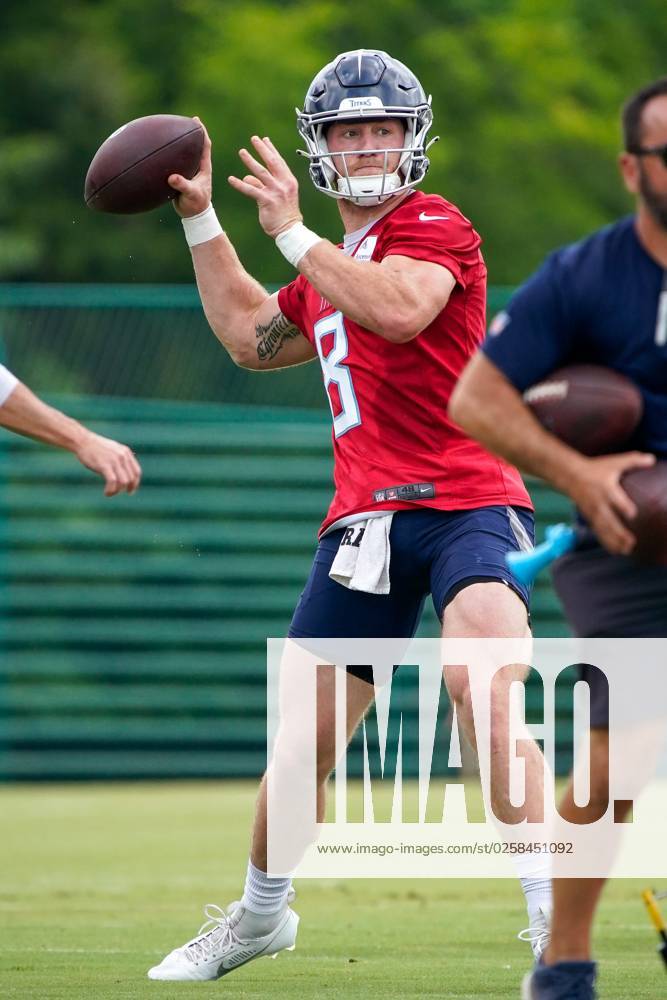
[482,215,667,457]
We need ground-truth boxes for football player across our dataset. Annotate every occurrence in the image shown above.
[0,364,140,494]
[450,76,667,1000]
[149,49,550,983]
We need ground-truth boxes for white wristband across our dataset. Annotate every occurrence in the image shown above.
[275,222,323,268]
[181,204,224,247]
[0,363,18,406]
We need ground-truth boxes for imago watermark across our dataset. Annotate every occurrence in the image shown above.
[266,638,667,878]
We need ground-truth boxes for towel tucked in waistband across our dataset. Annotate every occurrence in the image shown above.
[328,513,393,595]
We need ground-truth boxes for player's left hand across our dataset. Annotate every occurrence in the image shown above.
[75,431,142,497]
[228,136,303,238]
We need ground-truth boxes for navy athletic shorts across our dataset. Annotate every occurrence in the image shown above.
[289,505,534,684]
[552,544,667,728]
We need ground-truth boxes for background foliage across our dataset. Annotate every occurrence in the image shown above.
[1,0,666,287]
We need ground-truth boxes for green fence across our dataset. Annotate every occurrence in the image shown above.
[0,396,573,783]
[0,283,515,406]
[0,285,574,782]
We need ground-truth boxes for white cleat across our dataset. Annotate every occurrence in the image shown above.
[147,897,299,982]
[517,903,551,961]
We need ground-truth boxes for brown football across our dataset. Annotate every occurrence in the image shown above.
[84,114,204,214]
[523,364,643,456]
[622,462,667,565]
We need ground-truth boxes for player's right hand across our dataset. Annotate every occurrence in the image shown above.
[75,431,142,497]
[168,117,213,218]
[569,451,656,555]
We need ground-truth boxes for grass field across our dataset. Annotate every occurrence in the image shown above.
[0,781,664,999]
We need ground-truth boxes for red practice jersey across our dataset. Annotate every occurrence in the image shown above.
[278,190,531,535]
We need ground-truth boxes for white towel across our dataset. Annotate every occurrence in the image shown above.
[329,513,393,594]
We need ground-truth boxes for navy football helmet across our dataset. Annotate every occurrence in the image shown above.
[297,49,437,206]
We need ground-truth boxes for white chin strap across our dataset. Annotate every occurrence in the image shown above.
[336,171,402,206]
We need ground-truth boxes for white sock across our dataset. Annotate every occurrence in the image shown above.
[242,860,292,914]
[237,860,292,935]
[508,848,552,922]
[520,876,552,923]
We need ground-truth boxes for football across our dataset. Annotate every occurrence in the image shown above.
[622,461,667,565]
[84,114,204,214]
[523,364,643,456]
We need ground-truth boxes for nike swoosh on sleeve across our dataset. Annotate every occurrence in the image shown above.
[419,212,450,222]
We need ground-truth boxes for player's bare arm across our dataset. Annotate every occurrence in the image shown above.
[304,249,454,342]
[450,352,655,555]
[253,305,308,365]
[168,122,314,371]
[0,381,141,496]
[229,135,455,342]
[186,234,314,370]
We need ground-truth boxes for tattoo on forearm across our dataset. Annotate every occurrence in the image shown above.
[255,312,300,361]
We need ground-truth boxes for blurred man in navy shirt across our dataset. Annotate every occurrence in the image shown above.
[450,76,667,1000]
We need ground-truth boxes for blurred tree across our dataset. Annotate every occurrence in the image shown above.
[0,0,665,284]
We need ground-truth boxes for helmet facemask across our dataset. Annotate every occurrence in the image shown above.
[297,51,438,207]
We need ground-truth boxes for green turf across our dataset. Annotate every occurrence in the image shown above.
[0,782,664,999]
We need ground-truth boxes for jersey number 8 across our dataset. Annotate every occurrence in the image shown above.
[314,311,361,437]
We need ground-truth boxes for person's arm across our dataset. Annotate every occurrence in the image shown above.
[297,249,455,343]
[169,123,315,371]
[449,352,654,555]
[180,136,455,344]
[0,375,141,496]
[186,231,316,370]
